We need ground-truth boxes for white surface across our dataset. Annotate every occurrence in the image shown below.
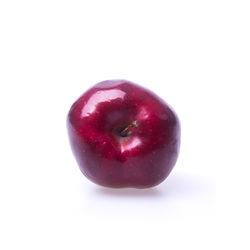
[0,0,249,249]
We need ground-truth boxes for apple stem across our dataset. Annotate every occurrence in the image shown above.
[120,121,138,137]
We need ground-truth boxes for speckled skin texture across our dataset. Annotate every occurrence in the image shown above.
[67,80,180,188]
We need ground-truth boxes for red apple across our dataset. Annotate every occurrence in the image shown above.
[67,80,180,188]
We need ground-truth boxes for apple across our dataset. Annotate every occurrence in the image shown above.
[67,80,180,188]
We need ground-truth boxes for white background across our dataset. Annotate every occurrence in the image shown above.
[0,0,249,249]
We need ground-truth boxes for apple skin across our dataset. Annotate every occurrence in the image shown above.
[67,80,180,188]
